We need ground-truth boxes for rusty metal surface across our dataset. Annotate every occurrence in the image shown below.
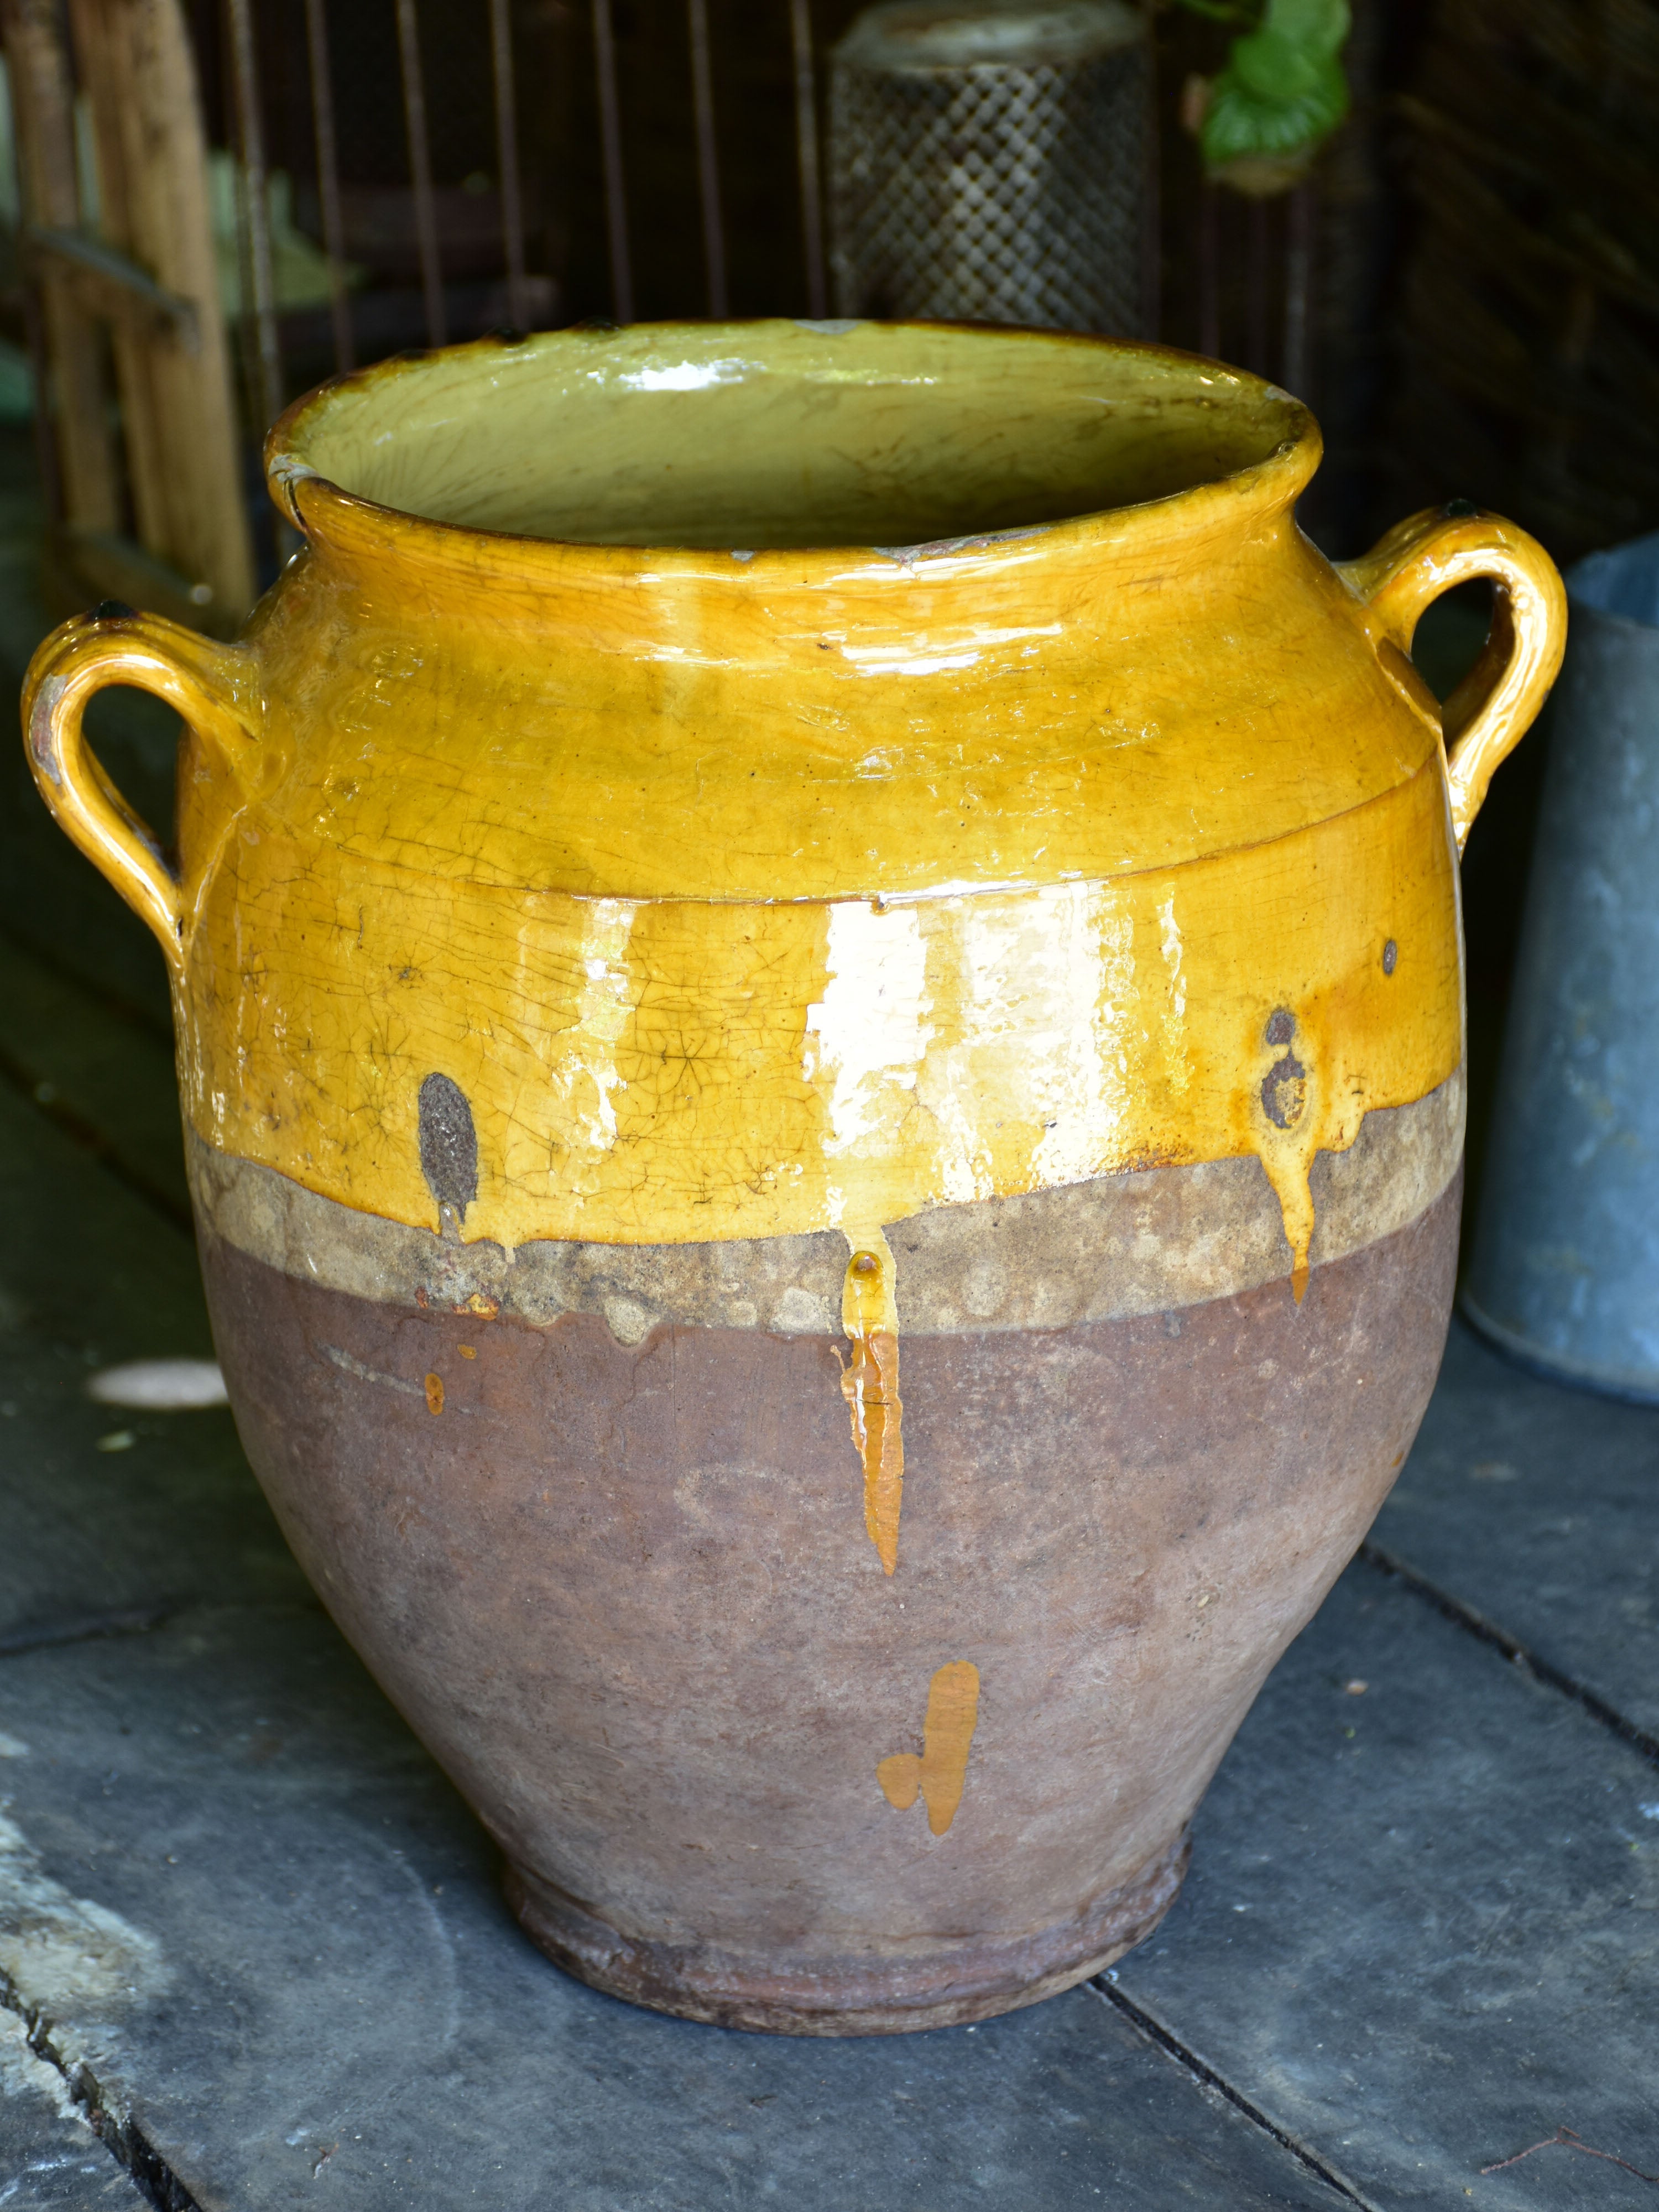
[199,1173,1458,2034]
[828,0,1149,333]
[1466,533,1659,1402]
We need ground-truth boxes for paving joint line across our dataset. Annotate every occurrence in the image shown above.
[1,1968,202,2210]
[0,1605,178,1661]
[1360,1540,1659,1767]
[0,1597,327,1664]
[0,1035,194,1240]
[1088,1977,1381,2208]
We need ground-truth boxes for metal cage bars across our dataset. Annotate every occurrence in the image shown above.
[222,0,834,411]
[1193,179,1318,399]
[189,2,1313,437]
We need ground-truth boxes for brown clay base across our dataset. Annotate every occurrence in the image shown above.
[503,1828,1191,2037]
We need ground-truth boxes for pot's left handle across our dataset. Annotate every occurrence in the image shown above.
[1338,504,1568,852]
[21,603,259,982]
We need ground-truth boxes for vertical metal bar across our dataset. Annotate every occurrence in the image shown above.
[1282,178,1314,399]
[1138,0,1159,340]
[592,0,632,320]
[1246,192,1269,375]
[224,0,284,427]
[489,0,530,328]
[395,0,445,347]
[687,0,727,316]
[1196,182,1218,359]
[788,0,826,317]
[302,0,353,371]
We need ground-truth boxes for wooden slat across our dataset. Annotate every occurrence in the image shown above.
[46,523,234,638]
[25,226,200,344]
[0,0,119,534]
[64,0,255,624]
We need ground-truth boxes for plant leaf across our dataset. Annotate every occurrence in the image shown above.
[1201,61,1348,163]
[1198,0,1350,168]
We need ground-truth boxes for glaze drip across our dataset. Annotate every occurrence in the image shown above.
[1249,1005,1366,1306]
[1259,1151,1317,1306]
[840,1240,903,1574]
[877,1661,980,1837]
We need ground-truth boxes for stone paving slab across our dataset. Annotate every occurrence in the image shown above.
[1374,1318,1659,1740]
[0,2010,133,2209]
[1113,1558,1659,2209]
[0,940,186,1228]
[0,1079,309,1646]
[0,1604,1345,2211]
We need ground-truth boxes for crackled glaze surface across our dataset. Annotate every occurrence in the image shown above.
[21,321,1565,2032]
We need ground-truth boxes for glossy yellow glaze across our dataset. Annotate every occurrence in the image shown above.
[19,322,1566,1271]
[160,754,1458,1252]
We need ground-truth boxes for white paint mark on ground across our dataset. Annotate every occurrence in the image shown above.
[87,1359,229,1410]
[0,2005,84,2126]
[0,1808,168,2020]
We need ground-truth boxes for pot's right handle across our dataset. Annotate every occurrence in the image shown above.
[1338,504,1568,852]
[21,602,259,982]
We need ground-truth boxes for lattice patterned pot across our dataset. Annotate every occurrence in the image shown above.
[829,0,1149,333]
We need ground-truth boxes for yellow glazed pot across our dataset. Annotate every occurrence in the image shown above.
[22,323,1566,2034]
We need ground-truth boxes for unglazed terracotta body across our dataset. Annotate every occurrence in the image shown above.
[22,324,1566,2034]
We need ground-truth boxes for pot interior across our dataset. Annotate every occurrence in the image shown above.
[275,321,1307,553]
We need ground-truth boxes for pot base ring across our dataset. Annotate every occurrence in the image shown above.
[503,1828,1191,2036]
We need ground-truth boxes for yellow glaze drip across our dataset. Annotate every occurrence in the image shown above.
[877,1661,980,1837]
[841,1241,902,1574]
[1262,1152,1316,1305]
[1250,1003,1351,1305]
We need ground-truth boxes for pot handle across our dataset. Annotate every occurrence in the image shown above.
[20,602,259,982]
[1337,504,1568,852]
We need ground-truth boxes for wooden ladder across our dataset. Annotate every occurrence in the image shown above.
[3,0,256,637]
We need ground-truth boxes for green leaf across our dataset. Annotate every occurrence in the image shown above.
[1233,27,1325,100]
[1200,59,1348,163]
[1262,0,1349,58]
[1197,0,1350,169]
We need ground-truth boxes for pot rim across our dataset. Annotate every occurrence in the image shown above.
[264,317,1321,583]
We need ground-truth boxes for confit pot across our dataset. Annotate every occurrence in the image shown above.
[21,322,1567,2035]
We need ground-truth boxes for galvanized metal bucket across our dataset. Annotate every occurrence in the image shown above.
[1465,532,1659,1401]
[827,0,1149,335]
